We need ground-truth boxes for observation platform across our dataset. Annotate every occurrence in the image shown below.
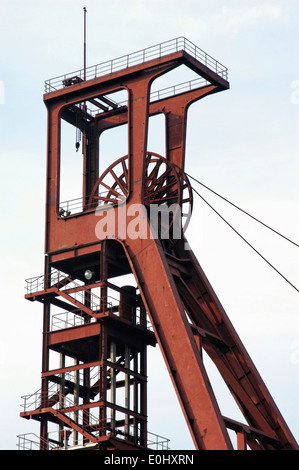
[44,36,228,94]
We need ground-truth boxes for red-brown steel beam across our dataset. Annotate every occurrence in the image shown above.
[43,49,228,257]
[170,239,299,450]
[121,237,233,450]
[33,42,299,451]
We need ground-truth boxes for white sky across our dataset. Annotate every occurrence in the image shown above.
[0,0,298,450]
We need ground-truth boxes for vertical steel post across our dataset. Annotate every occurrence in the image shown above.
[110,341,116,434]
[125,345,131,436]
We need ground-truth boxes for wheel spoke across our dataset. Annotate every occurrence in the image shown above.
[89,152,193,245]
[109,167,127,195]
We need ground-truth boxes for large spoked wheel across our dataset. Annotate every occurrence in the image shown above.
[172,163,193,236]
[89,152,192,244]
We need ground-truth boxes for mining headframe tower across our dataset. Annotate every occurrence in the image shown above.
[19,37,298,451]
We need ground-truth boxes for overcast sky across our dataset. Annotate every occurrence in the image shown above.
[0,0,298,450]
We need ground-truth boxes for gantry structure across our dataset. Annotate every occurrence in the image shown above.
[19,37,298,450]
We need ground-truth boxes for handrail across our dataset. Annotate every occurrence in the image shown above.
[50,302,153,332]
[21,391,99,423]
[17,426,170,450]
[59,191,108,216]
[16,433,57,450]
[25,269,153,329]
[44,36,228,93]
[25,270,101,318]
[50,297,116,331]
[20,390,170,450]
[25,268,69,294]
[51,309,95,331]
[150,76,209,102]
[25,268,102,312]
[147,430,170,450]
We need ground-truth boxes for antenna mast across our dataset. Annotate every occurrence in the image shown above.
[83,7,87,80]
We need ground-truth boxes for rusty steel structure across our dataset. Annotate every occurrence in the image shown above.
[19,37,298,450]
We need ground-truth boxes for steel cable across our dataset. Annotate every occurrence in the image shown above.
[186,173,299,248]
[189,182,299,293]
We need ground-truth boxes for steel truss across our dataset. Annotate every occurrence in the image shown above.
[20,38,298,451]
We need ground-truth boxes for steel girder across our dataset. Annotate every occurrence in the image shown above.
[21,40,298,451]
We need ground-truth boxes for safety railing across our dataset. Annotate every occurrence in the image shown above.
[147,431,170,450]
[17,433,57,451]
[21,391,98,421]
[50,301,153,332]
[151,76,210,102]
[58,196,88,216]
[25,268,69,295]
[21,390,47,413]
[59,191,109,217]
[25,269,152,330]
[25,269,102,312]
[21,367,101,417]
[17,427,170,451]
[44,36,228,92]
[19,391,170,450]
[51,309,95,331]
[50,294,118,331]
